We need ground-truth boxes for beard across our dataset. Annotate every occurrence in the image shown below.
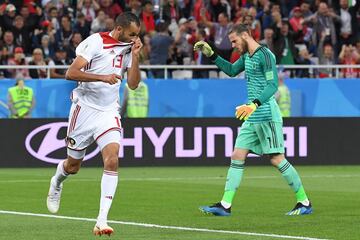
[238,39,248,55]
[118,32,128,43]
[118,30,133,43]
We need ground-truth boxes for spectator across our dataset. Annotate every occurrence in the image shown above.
[19,5,42,32]
[55,15,73,49]
[275,72,291,117]
[64,32,82,61]
[77,0,100,23]
[273,20,299,65]
[299,1,313,18]
[260,27,274,52]
[338,44,360,78]
[40,34,55,60]
[304,2,340,51]
[318,31,335,78]
[279,0,297,18]
[29,48,48,79]
[162,0,181,24]
[32,20,56,50]
[0,3,16,31]
[8,78,35,118]
[232,5,246,23]
[121,81,149,118]
[47,7,60,31]
[295,46,315,78]
[356,39,360,55]
[289,1,313,18]
[7,47,30,79]
[201,12,233,60]
[193,28,211,78]
[139,1,156,35]
[11,15,32,54]
[229,0,241,19]
[73,12,91,40]
[334,0,359,47]
[48,47,71,78]
[104,17,115,32]
[243,14,261,41]
[125,0,142,16]
[99,0,123,19]
[0,43,11,78]
[174,18,193,64]
[90,10,107,34]
[248,7,262,38]
[149,21,174,78]
[140,34,151,64]
[180,0,193,19]
[193,0,211,22]
[55,0,75,20]
[208,0,231,22]
[2,30,15,55]
[289,6,306,44]
[261,2,281,29]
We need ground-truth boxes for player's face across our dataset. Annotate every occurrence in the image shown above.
[229,32,248,55]
[118,22,141,43]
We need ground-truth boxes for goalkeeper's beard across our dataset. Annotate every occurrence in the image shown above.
[238,39,249,56]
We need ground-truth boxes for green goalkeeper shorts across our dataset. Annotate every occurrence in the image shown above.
[235,121,285,155]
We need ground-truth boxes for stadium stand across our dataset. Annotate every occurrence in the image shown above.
[0,0,359,79]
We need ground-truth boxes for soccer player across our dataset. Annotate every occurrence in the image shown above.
[194,23,312,216]
[46,12,142,236]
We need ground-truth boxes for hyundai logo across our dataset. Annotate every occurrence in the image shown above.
[25,122,100,164]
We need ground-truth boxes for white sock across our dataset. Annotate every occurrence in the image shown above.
[300,199,310,206]
[97,170,118,222]
[220,200,231,209]
[53,160,69,188]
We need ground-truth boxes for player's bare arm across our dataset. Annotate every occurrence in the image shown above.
[66,56,121,85]
[127,37,143,90]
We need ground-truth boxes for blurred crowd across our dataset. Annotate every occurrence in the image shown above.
[0,0,359,79]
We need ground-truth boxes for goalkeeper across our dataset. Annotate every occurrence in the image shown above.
[194,24,312,216]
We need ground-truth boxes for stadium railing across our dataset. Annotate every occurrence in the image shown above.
[0,65,359,79]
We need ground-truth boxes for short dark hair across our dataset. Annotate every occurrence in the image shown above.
[219,12,229,19]
[229,23,251,36]
[115,12,140,28]
[198,29,207,38]
[155,21,168,32]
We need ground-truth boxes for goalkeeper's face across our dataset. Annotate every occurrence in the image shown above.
[229,32,248,56]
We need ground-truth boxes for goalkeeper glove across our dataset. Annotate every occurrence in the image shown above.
[235,102,258,120]
[193,41,214,57]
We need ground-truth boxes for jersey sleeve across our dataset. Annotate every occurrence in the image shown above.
[257,48,279,105]
[212,54,245,77]
[75,34,102,62]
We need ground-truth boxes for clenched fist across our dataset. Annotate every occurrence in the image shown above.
[193,41,214,57]
[102,74,122,85]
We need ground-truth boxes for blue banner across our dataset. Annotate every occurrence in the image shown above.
[0,78,359,117]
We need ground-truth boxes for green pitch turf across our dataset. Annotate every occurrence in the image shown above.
[0,166,359,240]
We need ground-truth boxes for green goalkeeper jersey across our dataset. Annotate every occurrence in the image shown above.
[213,45,282,123]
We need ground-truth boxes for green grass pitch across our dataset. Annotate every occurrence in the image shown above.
[0,166,359,240]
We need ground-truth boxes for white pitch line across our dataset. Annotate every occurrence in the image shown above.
[0,210,330,240]
[0,174,359,183]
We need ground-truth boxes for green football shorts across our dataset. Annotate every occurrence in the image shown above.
[235,121,285,155]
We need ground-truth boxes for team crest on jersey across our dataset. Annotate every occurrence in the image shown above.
[252,63,257,69]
